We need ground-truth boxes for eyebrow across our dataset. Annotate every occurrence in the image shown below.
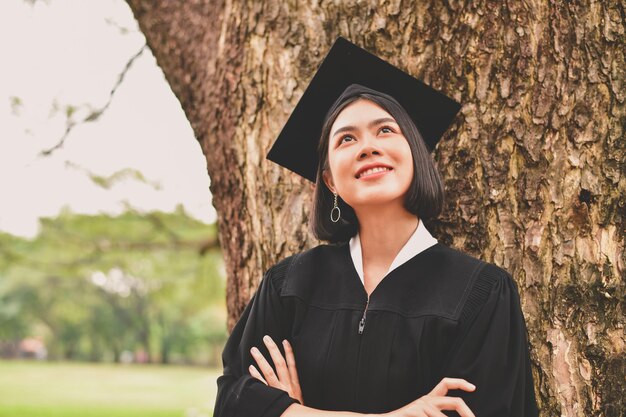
[331,117,398,138]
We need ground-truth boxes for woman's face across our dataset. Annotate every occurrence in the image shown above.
[323,98,414,210]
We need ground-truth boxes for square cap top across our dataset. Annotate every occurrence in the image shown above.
[266,36,462,183]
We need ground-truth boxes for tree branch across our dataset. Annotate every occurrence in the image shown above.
[39,44,148,157]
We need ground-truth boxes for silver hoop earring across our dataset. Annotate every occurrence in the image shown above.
[330,192,341,223]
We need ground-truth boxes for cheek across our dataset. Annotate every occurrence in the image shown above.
[405,159,415,181]
[398,145,415,181]
[328,152,351,176]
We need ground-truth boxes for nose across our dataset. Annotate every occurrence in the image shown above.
[357,132,382,160]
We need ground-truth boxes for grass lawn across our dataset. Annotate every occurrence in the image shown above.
[0,360,221,417]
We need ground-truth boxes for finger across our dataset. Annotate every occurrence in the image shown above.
[429,377,476,397]
[283,339,302,392]
[262,335,290,384]
[423,403,447,417]
[429,396,475,417]
[283,340,303,404]
[248,364,268,385]
[250,346,279,386]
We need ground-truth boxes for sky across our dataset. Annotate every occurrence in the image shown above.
[0,0,216,239]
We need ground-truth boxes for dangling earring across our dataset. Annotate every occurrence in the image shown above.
[330,192,341,223]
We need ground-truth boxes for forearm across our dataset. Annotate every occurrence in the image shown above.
[281,403,389,417]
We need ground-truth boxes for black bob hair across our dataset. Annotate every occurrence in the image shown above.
[310,84,445,243]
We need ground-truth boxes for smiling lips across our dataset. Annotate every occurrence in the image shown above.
[356,165,393,179]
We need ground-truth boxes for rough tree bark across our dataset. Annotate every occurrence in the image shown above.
[125,1,624,416]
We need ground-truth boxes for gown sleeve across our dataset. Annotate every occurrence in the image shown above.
[440,263,540,417]
[213,257,300,417]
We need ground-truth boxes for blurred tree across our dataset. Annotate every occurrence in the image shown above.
[124,1,625,416]
[0,208,226,364]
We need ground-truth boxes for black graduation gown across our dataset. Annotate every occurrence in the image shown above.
[213,242,539,417]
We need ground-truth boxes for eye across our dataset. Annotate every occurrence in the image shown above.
[379,125,395,134]
[338,134,355,145]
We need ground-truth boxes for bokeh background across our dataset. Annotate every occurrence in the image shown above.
[0,1,225,416]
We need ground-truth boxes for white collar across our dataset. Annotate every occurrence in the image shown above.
[349,218,438,285]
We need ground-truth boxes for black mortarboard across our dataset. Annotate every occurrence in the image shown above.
[266,36,462,183]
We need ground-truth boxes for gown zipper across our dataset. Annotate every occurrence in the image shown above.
[355,293,370,405]
[358,294,370,334]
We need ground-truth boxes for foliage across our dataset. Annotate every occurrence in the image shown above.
[0,207,227,364]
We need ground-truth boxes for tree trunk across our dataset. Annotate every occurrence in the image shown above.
[125,1,625,416]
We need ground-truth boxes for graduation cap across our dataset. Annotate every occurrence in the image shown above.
[266,36,462,183]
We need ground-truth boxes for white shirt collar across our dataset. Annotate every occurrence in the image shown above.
[349,218,438,286]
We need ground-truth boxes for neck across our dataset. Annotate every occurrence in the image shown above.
[354,204,419,263]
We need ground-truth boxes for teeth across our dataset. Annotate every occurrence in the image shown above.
[358,166,391,178]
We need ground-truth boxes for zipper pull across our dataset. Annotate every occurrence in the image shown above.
[358,315,366,334]
[358,296,369,335]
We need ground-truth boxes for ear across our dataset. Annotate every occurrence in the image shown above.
[322,169,336,194]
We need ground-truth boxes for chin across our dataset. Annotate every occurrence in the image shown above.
[348,192,405,207]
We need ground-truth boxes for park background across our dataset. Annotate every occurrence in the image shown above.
[1,1,224,416]
[1,1,624,417]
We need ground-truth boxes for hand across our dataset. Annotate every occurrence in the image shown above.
[389,377,476,417]
[249,335,304,405]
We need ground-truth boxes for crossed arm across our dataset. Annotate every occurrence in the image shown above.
[248,335,477,417]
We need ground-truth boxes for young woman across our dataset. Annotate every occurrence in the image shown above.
[213,38,539,417]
